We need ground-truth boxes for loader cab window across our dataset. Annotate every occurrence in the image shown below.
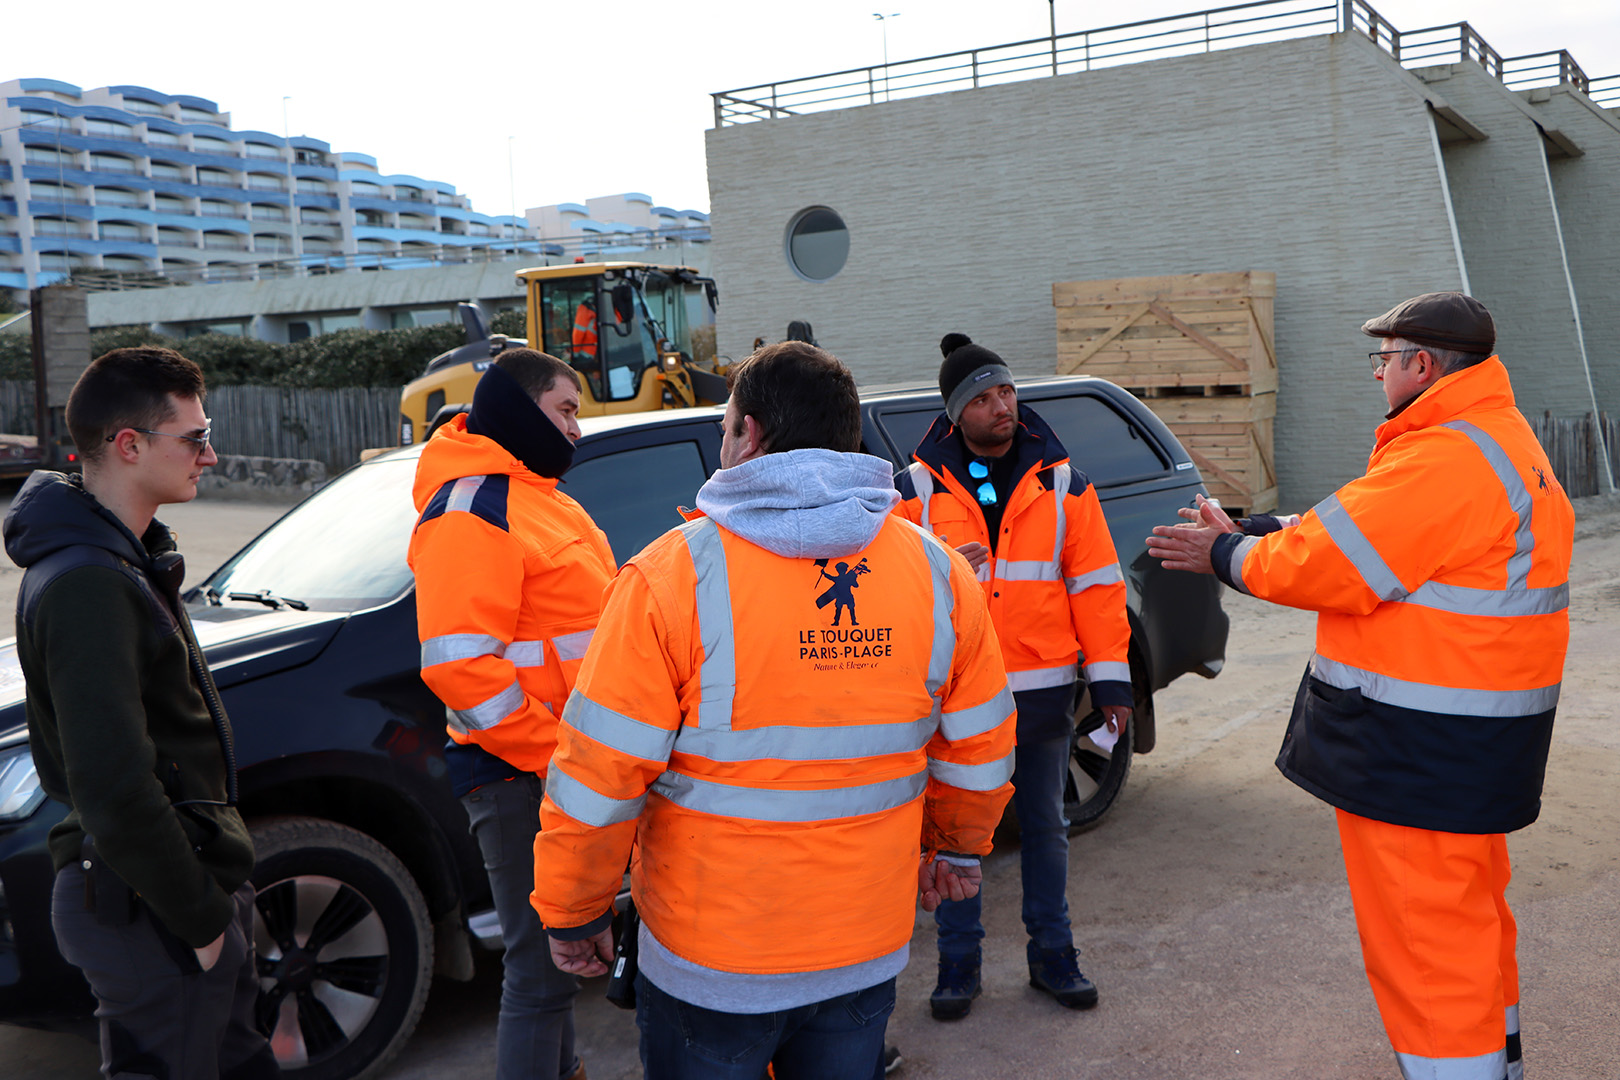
[539,277,655,403]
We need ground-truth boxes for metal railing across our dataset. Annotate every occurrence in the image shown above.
[713,0,1616,125]
[65,226,712,293]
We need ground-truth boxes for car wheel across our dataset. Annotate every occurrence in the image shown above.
[1064,713,1133,834]
[249,817,434,1080]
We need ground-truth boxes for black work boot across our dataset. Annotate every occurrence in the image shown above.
[929,951,982,1020]
[1027,942,1099,1009]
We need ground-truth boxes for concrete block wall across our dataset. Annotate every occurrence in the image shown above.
[1524,87,1620,420]
[707,33,1472,508]
[1420,64,1597,423]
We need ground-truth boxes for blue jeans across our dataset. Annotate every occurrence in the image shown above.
[462,774,580,1080]
[635,972,895,1080]
[935,731,1073,956]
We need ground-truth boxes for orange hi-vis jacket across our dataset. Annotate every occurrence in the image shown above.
[408,415,616,776]
[895,406,1132,702]
[533,511,1016,978]
[1212,358,1573,834]
[571,303,598,359]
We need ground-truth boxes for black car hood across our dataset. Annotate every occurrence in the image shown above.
[0,605,347,734]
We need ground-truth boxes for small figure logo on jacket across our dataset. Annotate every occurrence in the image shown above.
[813,558,871,626]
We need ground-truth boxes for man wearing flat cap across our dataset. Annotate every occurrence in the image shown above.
[1147,293,1573,1080]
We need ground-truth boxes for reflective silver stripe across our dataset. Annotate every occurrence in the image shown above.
[505,640,545,668]
[681,518,737,732]
[1504,1003,1519,1035]
[1314,494,1407,602]
[552,628,595,662]
[1005,664,1077,692]
[1083,661,1131,684]
[915,526,957,698]
[563,692,677,762]
[1395,1048,1507,1080]
[940,685,1014,742]
[674,715,936,763]
[1402,580,1569,618]
[996,558,1060,582]
[1311,655,1560,717]
[446,475,485,514]
[546,765,647,827]
[449,680,526,732]
[907,462,934,534]
[651,769,926,822]
[928,751,1014,791]
[1443,421,1536,584]
[1226,535,1261,595]
[1065,563,1123,594]
[420,633,504,668]
[1051,465,1071,565]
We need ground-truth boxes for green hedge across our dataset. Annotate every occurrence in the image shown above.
[0,309,528,388]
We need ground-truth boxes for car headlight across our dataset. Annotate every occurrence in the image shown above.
[0,744,45,822]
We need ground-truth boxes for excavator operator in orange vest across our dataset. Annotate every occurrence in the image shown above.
[532,341,1016,1079]
[895,333,1133,1021]
[570,295,598,360]
[408,348,614,1080]
[1146,292,1573,1080]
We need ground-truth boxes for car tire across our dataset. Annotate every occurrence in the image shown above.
[248,817,434,1080]
[1064,713,1133,834]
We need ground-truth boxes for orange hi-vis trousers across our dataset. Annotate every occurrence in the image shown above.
[1337,809,1523,1080]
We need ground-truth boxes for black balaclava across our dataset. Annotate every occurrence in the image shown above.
[465,361,575,479]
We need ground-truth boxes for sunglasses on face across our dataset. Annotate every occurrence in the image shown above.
[108,421,213,455]
[968,458,996,506]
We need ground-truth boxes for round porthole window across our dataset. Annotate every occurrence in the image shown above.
[785,206,849,282]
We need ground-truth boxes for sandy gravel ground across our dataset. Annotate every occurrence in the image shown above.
[5,493,1618,1079]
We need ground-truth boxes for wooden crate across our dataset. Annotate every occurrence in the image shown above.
[1053,271,1276,394]
[1143,391,1278,514]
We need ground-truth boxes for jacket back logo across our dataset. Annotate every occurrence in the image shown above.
[800,557,893,670]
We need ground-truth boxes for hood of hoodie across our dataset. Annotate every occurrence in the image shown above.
[695,448,900,559]
[3,470,173,571]
[412,415,560,512]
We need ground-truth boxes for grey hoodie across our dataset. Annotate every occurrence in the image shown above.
[695,448,899,558]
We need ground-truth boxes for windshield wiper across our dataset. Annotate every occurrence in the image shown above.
[227,589,309,611]
[203,585,223,606]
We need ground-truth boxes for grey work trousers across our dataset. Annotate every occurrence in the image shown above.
[462,774,581,1080]
[51,865,278,1080]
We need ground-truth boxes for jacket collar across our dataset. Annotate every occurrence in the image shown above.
[411,415,561,513]
[1374,357,1515,451]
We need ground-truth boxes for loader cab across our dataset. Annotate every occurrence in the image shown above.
[523,262,718,416]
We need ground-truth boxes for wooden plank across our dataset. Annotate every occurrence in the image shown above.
[1144,302,1249,371]
[1053,271,1266,306]
[1142,393,1276,424]
[1186,448,1250,494]
[1055,301,1151,375]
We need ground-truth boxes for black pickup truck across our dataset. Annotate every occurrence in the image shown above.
[0,376,1227,1080]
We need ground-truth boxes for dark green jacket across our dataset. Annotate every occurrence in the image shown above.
[3,472,253,947]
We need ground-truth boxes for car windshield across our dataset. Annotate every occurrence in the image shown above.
[198,454,418,611]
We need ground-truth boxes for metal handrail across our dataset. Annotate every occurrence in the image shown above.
[712,0,1604,126]
[1589,74,1620,108]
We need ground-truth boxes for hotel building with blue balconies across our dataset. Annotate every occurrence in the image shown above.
[0,77,534,297]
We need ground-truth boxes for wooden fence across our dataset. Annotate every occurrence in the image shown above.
[1528,412,1620,499]
[0,381,398,474]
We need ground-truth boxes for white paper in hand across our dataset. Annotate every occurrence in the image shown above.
[1087,723,1121,754]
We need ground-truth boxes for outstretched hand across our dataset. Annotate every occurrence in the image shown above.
[919,857,982,912]
[1145,494,1239,575]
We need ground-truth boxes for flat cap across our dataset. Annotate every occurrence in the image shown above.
[1361,292,1495,354]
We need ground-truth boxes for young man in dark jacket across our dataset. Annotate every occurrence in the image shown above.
[3,347,277,1080]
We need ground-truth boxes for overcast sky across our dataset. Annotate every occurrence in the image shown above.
[12,0,1618,222]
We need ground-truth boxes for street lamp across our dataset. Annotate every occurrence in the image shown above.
[874,13,901,101]
[1050,0,1058,77]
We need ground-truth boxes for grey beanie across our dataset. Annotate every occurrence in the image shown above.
[938,333,1015,424]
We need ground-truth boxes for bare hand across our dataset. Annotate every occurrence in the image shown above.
[1101,705,1132,734]
[953,542,990,571]
[549,927,615,977]
[1145,495,1238,574]
[194,931,226,972]
[919,857,982,912]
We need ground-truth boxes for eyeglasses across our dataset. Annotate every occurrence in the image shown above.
[108,421,212,454]
[1369,348,1416,372]
[967,458,997,506]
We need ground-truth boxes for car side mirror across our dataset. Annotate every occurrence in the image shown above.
[609,284,635,335]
